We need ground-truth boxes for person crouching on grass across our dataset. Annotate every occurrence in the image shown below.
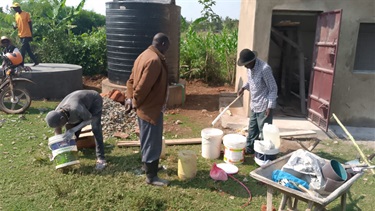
[45,90,107,170]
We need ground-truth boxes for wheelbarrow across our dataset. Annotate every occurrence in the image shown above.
[250,152,364,211]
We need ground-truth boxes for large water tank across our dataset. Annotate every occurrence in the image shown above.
[106,0,181,85]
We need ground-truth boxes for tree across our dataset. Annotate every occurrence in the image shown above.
[71,10,105,35]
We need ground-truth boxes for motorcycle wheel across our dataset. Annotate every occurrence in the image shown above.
[0,86,31,114]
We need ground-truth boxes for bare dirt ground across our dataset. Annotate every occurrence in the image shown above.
[82,75,234,123]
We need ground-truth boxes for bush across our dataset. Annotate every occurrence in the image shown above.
[64,27,107,75]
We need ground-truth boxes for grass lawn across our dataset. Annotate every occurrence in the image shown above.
[0,100,374,211]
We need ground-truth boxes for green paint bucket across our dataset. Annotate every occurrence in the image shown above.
[48,134,80,169]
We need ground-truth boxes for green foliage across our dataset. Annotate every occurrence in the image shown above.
[64,27,107,75]
[179,0,238,85]
[71,10,105,35]
[180,18,238,85]
[0,0,106,75]
[198,0,220,23]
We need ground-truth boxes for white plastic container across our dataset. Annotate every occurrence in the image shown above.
[223,134,246,164]
[262,123,281,149]
[201,128,224,159]
[178,150,197,180]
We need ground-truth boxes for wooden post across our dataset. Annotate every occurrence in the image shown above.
[292,198,299,210]
[279,194,288,210]
[306,201,314,211]
[297,30,306,115]
[281,36,291,97]
[266,186,274,211]
[340,192,347,211]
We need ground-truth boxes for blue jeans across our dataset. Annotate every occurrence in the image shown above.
[246,109,273,153]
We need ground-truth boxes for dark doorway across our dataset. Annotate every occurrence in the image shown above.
[268,10,320,118]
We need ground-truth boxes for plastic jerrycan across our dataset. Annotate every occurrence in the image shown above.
[262,123,280,149]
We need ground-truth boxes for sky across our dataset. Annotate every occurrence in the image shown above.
[0,0,241,20]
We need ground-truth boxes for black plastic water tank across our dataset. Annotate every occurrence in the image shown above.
[106,0,181,85]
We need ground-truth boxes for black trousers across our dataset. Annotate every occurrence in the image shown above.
[20,37,38,64]
[246,109,273,153]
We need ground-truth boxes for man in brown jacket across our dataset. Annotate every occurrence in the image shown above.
[125,33,170,186]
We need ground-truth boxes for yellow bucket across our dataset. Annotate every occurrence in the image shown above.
[178,150,197,180]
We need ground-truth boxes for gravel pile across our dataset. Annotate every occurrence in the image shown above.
[101,97,137,139]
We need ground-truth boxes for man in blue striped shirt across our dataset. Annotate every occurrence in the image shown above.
[237,49,278,154]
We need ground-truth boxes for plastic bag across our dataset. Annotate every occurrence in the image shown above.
[210,163,228,181]
[281,149,326,191]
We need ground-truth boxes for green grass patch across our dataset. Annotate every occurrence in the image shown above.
[0,101,374,210]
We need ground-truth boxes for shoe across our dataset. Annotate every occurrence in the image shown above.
[146,176,170,186]
[95,159,107,170]
[32,62,39,67]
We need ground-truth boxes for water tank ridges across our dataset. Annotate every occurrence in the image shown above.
[106,1,181,85]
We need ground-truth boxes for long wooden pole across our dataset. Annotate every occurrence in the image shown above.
[332,113,375,174]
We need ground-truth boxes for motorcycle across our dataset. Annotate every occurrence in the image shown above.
[0,52,34,114]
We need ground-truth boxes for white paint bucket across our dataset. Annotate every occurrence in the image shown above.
[48,134,80,169]
[201,128,224,159]
[223,134,246,164]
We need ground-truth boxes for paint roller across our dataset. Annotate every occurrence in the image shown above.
[211,93,243,126]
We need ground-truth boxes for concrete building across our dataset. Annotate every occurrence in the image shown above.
[235,0,375,132]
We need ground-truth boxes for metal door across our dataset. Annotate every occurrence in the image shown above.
[308,10,342,131]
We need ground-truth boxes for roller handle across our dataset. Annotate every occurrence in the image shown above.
[211,94,243,126]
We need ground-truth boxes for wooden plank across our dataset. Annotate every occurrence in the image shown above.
[297,30,306,115]
[271,27,302,52]
[117,141,140,147]
[281,36,291,97]
[266,186,274,211]
[78,131,94,138]
[81,125,92,133]
[279,194,288,210]
[280,130,316,137]
[117,138,202,147]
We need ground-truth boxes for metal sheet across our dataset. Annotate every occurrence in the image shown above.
[308,10,342,131]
